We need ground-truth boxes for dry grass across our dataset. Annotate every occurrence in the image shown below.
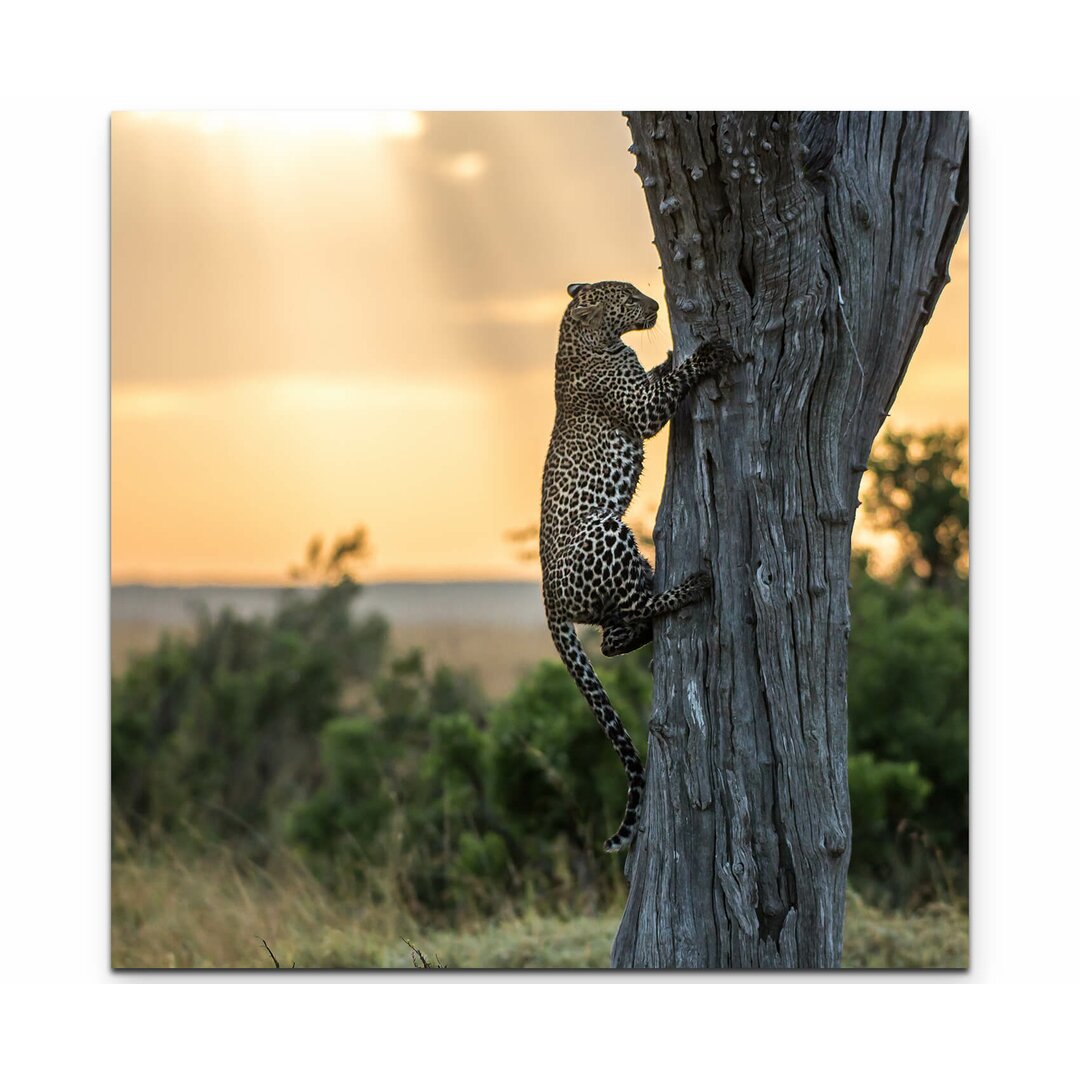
[111,844,409,969]
[843,890,968,969]
[388,624,553,698]
[112,846,967,971]
[112,619,553,697]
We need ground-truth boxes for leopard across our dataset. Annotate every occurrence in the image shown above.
[540,279,737,853]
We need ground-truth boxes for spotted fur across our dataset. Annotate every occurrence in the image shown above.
[540,280,736,852]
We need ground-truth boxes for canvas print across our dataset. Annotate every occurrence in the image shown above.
[111,111,969,969]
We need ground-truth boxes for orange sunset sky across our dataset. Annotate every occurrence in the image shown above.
[111,111,968,584]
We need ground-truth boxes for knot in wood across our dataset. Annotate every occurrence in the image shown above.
[649,714,672,738]
[822,831,848,857]
[659,195,681,215]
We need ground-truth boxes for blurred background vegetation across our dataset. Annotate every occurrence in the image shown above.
[111,427,968,968]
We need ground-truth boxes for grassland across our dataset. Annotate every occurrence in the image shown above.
[112,847,968,970]
[113,618,553,699]
[111,587,968,971]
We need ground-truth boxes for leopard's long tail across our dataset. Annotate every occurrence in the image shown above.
[547,616,644,853]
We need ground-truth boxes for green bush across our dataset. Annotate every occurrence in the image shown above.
[847,562,968,883]
[848,752,932,869]
[282,646,651,913]
[487,654,650,857]
[287,717,396,863]
[284,651,495,910]
[112,572,389,845]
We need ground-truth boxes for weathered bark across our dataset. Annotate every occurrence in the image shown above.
[613,112,968,968]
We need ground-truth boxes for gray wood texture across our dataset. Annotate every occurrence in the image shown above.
[613,111,968,968]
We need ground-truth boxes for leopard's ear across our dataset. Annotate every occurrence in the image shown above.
[567,297,604,329]
[567,284,604,328]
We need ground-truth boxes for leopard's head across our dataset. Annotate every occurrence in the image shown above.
[563,281,660,340]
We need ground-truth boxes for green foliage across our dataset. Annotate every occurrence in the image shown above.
[111,529,389,845]
[280,643,500,910]
[860,427,968,589]
[846,556,968,900]
[285,647,648,912]
[286,717,396,863]
[487,654,650,856]
[845,428,968,902]
[847,752,932,867]
[451,831,514,907]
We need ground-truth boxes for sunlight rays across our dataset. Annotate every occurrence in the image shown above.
[111,113,968,584]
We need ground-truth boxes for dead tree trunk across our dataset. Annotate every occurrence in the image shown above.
[613,111,967,968]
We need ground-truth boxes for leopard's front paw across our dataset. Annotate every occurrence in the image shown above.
[693,338,737,374]
[681,570,712,603]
